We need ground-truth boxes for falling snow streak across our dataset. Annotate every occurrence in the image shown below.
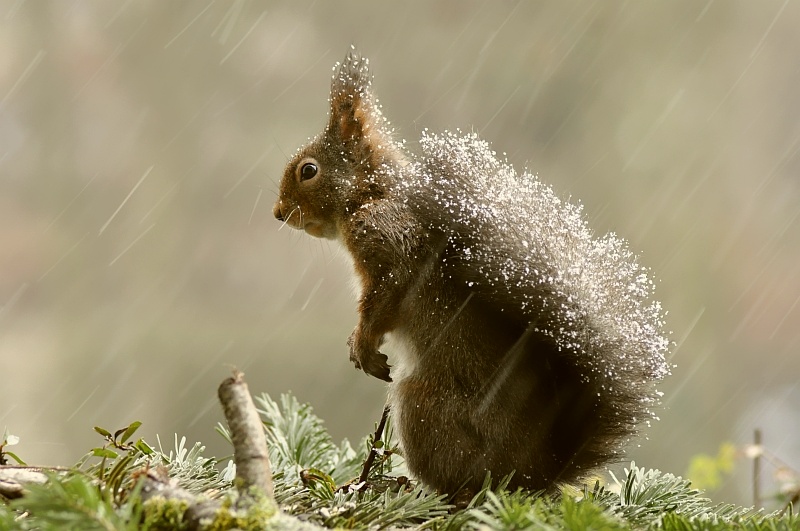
[99,166,154,235]
[108,223,156,266]
[164,0,217,49]
[707,0,791,122]
[0,50,46,109]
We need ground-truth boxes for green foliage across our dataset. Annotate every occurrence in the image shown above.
[0,428,25,466]
[7,473,143,531]
[659,510,799,531]
[255,393,365,486]
[75,420,153,504]
[3,393,799,530]
[462,490,623,530]
[146,434,233,495]
[78,420,231,500]
[0,503,21,531]
[687,442,737,491]
[600,464,795,529]
[242,393,450,528]
[1,420,232,530]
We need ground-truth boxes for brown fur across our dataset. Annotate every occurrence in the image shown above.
[273,50,668,495]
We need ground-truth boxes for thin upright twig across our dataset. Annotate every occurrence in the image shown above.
[358,406,391,484]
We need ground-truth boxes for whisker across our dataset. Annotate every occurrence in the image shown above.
[278,206,300,231]
[278,207,299,230]
[273,136,289,162]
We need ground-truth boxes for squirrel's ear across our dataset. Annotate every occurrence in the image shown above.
[328,50,381,144]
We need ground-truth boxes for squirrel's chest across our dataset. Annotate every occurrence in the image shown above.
[382,330,418,383]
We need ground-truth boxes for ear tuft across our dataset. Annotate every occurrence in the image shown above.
[328,48,383,144]
[332,47,373,100]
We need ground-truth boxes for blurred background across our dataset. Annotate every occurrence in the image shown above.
[1,0,799,507]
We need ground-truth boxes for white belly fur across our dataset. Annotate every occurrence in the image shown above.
[347,266,418,459]
[383,329,417,462]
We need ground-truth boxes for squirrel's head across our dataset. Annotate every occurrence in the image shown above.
[273,49,402,240]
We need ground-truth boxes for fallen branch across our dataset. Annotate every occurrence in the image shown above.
[0,467,53,499]
[137,369,276,529]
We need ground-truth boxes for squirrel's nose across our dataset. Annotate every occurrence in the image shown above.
[273,201,284,222]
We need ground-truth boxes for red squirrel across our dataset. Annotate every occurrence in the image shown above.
[273,50,670,495]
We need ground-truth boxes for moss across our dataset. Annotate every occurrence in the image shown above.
[141,488,278,531]
[142,495,190,531]
[205,487,278,531]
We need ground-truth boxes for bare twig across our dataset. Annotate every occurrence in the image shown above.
[218,369,273,498]
[358,406,390,484]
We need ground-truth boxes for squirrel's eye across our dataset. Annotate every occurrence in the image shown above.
[300,162,318,181]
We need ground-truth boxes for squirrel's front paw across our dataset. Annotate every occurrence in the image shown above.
[347,329,392,382]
